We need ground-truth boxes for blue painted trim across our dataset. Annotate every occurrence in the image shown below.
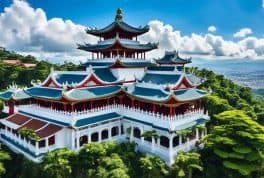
[1,134,44,158]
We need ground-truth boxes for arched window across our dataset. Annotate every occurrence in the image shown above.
[79,135,88,147]
[91,132,99,142]
[160,136,169,148]
[173,136,179,147]
[111,126,119,137]
[101,130,109,140]
[133,127,141,139]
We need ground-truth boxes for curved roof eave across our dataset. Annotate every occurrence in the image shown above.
[86,21,149,36]
[63,86,122,102]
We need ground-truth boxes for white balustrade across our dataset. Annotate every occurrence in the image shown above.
[16,104,208,129]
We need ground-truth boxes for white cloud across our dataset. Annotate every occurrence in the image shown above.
[0,1,263,62]
[208,26,217,33]
[140,20,264,59]
[233,28,253,38]
[0,0,98,63]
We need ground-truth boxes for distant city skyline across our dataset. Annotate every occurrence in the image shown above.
[0,0,263,62]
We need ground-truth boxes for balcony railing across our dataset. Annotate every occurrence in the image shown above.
[16,104,209,129]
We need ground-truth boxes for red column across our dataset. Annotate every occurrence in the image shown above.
[83,102,86,110]
[131,100,134,107]
[90,101,93,109]
[152,104,156,113]
[71,104,74,112]
[63,104,67,112]
[169,106,173,116]
[9,101,14,115]
[119,97,123,105]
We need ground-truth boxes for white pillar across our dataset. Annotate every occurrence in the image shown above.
[141,129,144,144]
[45,138,48,151]
[130,127,133,142]
[71,130,75,149]
[196,128,199,140]
[88,133,91,143]
[169,136,173,150]
[35,142,39,155]
[76,132,80,149]
[151,137,155,152]
[179,135,182,145]
[99,130,102,143]
[187,137,190,150]
[118,124,121,136]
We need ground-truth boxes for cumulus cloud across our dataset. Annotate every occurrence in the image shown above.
[0,0,98,62]
[233,28,253,38]
[140,21,264,59]
[0,1,263,61]
[208,26,217,33]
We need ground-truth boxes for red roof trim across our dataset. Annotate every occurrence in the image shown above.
[36,124,62,138]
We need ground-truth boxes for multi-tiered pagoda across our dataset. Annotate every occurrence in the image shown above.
[0,9,209,165]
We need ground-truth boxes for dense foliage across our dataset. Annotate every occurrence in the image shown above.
[0,50,80,90]
[0,50,263,178]
[205,110,264,177]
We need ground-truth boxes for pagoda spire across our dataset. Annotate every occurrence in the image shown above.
[115,8,123,22]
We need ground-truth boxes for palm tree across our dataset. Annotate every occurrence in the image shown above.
[0,150,10,175]
[172,151,203,178]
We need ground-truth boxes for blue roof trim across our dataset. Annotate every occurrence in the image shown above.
[156,51,191,64]
[0,91,13,100]
[1,134,44,157]
[25,87,63,100]
[147,66,176,71]
[66,85,121,101]
[93,68,118,82]
[174,89,208,101]
[140,73,182,85]
[86,21,149,36]
[129,86,168,100]
[54,73,87,85]
[18,110,69,127]
[123,116,169,132]
[84,85,120,95]
[75,112,121,127]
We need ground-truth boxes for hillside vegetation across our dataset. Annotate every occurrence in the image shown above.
[0,50,263,178]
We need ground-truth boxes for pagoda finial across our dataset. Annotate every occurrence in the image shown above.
[115,8,123,21]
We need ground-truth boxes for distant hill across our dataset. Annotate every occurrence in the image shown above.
[0,48,38,64]
[253,89,264,98]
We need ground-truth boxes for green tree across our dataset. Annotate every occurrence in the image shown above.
[95,153,129,178]
[139,154,168,178]
[42,148,73,178]
[171,151,203,178]
[0,149,10,175]
[205,110,264,177]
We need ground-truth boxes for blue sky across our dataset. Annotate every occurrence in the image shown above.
[0,0,263,61]
[1,0,263,38]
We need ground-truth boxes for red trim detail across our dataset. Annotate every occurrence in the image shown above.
[173,76,194,90]
[42,77,60,88]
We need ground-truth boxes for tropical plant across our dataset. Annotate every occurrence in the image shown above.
[0,149,11,175]
[42,148,73,178]
[172,151,203,178]
[139,154,168,178]
[204,110,264,176]
[18,128,40,141]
